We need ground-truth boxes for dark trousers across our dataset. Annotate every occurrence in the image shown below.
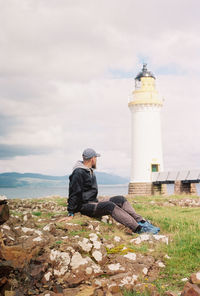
[80,195,143,232]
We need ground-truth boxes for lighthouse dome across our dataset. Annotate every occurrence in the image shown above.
[135,64,155,80]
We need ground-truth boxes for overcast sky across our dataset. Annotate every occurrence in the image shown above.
[0,0,200,177]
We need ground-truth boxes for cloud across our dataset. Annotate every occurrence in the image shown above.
[0,144,54,159]
[0,0,200,177]
[0,114,21,136]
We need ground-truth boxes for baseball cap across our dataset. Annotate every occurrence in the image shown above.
[82,148,101,160]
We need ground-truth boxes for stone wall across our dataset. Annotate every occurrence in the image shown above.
[129,182,198,196]
[152,183,167,196]
[128,182,153,196]
[128,182,168,196]
[174,181,197,195]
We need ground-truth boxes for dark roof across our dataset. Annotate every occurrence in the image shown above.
[135,64,155,80]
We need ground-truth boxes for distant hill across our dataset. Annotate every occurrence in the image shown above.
[95,172,128,185]
[0,172,128,188]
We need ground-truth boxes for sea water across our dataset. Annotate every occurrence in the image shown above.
[0,185,129,199]
[0,184,199,199]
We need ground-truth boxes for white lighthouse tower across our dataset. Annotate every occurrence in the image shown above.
[128,64,164,195]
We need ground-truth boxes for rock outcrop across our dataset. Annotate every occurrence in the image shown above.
[0,196,9,225]
[0,196,199,296]
[181,273,200,296]
[153,198,200,208]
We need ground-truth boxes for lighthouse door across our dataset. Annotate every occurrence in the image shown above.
[151,164,159,172]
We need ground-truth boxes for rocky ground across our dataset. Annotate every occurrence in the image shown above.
[0,196,200,296]
[149,197,200,208]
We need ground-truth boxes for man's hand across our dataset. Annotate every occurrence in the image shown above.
[57,216,74,223]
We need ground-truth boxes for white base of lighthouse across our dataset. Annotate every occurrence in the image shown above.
[129,104,163,183]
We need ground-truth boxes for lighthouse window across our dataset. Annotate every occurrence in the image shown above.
[135,79,141,89]
[152,164,159,172]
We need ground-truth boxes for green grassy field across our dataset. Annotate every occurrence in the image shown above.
[124,195,200,295]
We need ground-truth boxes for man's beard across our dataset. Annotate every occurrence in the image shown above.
[92,163,96,169]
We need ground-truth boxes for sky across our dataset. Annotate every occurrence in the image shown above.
[0,0,200,178]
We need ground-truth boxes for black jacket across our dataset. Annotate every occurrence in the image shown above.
[67,165,98,214]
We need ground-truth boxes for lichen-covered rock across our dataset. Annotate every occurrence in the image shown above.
[43,223,56,234]
[130,233,169,246]
[0,203,9,225]
[153,234,169,244]
[106,263,125,275]
[50,249,70,276]
[181,281,200,296]
[43,271,52,282]
[165,291,178,296]
[130,233,150,244]
[92,250,103,262]
[70,252,89,270]
[78,237,93,252]
[123,252,137,261]
[119,274,138,287]
[22,235,50,249]
[190,271,200,285]
[114,236,121,242]
[89,232,99,243]
[101,215,109,223]
[0,243,41,268]
[64,222,82,232]
[157,261,165,268]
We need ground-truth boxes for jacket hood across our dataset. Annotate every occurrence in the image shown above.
[72,160,92,172]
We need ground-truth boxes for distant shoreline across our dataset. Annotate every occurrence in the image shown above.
[0,184,129,199]
[0,172,129,188]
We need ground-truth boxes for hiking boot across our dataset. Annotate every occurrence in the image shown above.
[134,224,150,234]
[138,221,160,234]
[134,225,143,234]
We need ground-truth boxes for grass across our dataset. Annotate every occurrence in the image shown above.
[123,290,151,296]
[68,229,91,238]
[32,210,68,219]
[10,210,23,216]
[55,240,63,244]
[55,198,67,207]
[129,244,149,254]
[32,211,42,216]
[123,195,200,295]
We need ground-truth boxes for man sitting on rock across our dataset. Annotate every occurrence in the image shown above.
[60,148,159,234]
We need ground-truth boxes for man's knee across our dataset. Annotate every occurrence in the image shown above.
[96,201,116,215]
[109,195,126,206]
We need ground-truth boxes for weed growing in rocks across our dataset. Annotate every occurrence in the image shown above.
[123,289,151,296]
[32,211,42,216]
